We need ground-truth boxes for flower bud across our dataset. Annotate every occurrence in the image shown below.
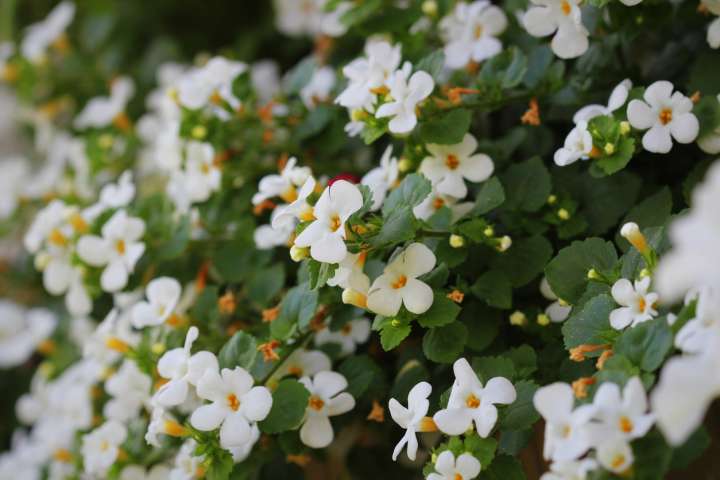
[290,245,309,262]
[547,194,557,205]
[449,234,465,248]
[483,225,495,237]
[557,208,570,220]
[603,142,615,155]
[421,0,438,16]
[496,235,512,252]
[587,268,601,280]
[191,125,207,140]
[620,222,648,253]
[398,157,412,172]
[619,121,631,135]
[536,313,551,326]
[509,310,527,326]
[342,288,367,309]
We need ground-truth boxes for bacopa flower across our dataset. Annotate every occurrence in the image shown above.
[362,146,399,211]
[540,459,597,480]
[300,66,336,109]
[427,451,482,480]
[675,287,720,354]
[153,327,219,407]
[20,1,75,62]
[314,318,371,356]
[104,359,152,422]
[596,441,634,474]
[433,358,516,437]
[190,366,272,450]
[609,277,658,330]
[539,277,571,322]
[588,377,654,446]
[389,381,434,461]
[573,79,633,124]
[81,420,127,476]
[176,56,246,114]
[553,121,593,167]
[99,171,135,209]
[336,40,402,112]
[183,141,222,203]
[522,0,589,59]
[533,382,595,461]
[252,156,312,206]
[74,77,135,129]
[375,64,434,134]
[271,349,331,383]
[439,0,508,69]
[627,80,699,154]
[420,133,494,198]
[698,94,720,154]
[293,179,363,264]
[77,209,146,292]
[299,371,355,448]
[367,242,437,317]
[413,188,473,223]
[132,276,182,328]
[170,439,205,480]
[0,301,56,368]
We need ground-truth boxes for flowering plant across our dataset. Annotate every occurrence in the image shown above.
[0,0,719,479]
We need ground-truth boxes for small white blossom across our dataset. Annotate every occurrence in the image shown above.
[132,276,183,328]
[427,451,482,480]
[0,301,56,368]
[104,360,152,422]
[362,146,399,211]
[587,377,654,446]
[540,459,597,480]
[314,318,371,356]
[573,79,633,124]
[540,277,571,322]
[300,66,336,109]
[627,80,699,154]
[75,77,135,129]
[523,0,589,59]
[389,381,432,461]
[609,277,658,330]
[376,63,434,134]
[553,121,593,167]
[81,421,127,476]
[299,371,355,448]
[21,1,75,62]
[440,1,508,69]
[336,40,402,112]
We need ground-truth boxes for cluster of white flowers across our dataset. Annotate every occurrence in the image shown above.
[534,377,654,477]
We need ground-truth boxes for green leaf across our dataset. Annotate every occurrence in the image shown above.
[191,286,220,324]
[481,455,526,480]
[259,379,310,434]
[422,322,468,363]
[472,177,505,216]
[283,57,316,94]
[157,215,191,260]
[499,381,539,431]
[371,206,418,247]
[247,264,285,305]
[490,235,553,287]
[218,331,258,371]
[307,260,338,290]
[506,345,537,378]
[340,0,382,27]
[462,305,500,352]
[415,49,445,81]
[417,292,461,328]
[472,356,516,383]
[480,47,528,89]
[205,450,234,480]
[338,355,382,398]
[594,136,635,175]
[380,320,412,351]
[293,105,333,141]
[545,237,618,304]
[614,317,673,372]
[464,434,497,468]
[418,108,472,145]
[562,294,619,350]
[271,283,318,340]
[620,187,672,235]
[501,157,551,212]
[471,270,512,309]
[382,173,432,216]
[632,431,673,480]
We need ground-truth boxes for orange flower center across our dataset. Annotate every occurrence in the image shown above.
[611,454,626,470]
[48,228,68,247]
[341,323,353,335]
[391,275,408,289]
[69,213,89,233]
[280,185,298,203]
[637,297,646,312]
[432,197,445,210]
[445,154,460,170]
[115,239,126,255]
[53,448,72,463]
[309,395,325,411]
[619,416,634,433]
[561,0,572,15]
[227,394,240,411]
[288,366,303,377]
[659,108,673,125]
[330,214,342,232]
[465,394,481,409]
[454,474,464,480]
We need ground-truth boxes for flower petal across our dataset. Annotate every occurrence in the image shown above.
[191,403,227,431]
[300,414,334,448]
[433,407,473,435]
[533,382,574,423]
[401,278,434,314]
[220,411,251,448]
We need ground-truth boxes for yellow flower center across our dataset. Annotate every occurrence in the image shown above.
[341,323,353,335]
[329,214,342,232]
[99,440,109,452]
[48,228,68,247]
[454,474,464,480]
[309,395,325,411]
[561,424,572,438]
[637,297,646,312]
[659,108,673,125]
[445,154,460,170]
[474,24,484,39]
[465,393,481,409]
[432,197,445,210]
[280,185,298,203]
[611,454,626,470]
[561,0,572,15]
[619,416,634,433]
[391,275,408,289]
[53,448,72,463]
[227,393,240,411]
[115,239,126,255]
[69,213,89,233]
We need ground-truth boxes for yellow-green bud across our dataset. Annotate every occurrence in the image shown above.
[398,157,412,172]
[151,342,166,355]
[587,268,601,280]
[391,318,402,328]
[98,134,114,149]
[537,313,551,326]
[191,125,207,140]
[351,109,368,122]
[497,235,512,252]
[604,142,615,155]
[421,0,438,16]
[483,225,495,237]
[619,121,631,135]
[557,208,570,220]
[510,311,527,326]
[290,245,309,262]
[639,268,651,278]
[547,194,557,205]
[449,234,465,248]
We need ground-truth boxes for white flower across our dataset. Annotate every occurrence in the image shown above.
[367,243,437,316]
[440,1,508,69]
[0,301,57,368]
[176,56,246,115]
[533,382,595,461]
[413,188,473,223]
[573,79,633,124]
[81,421,127,476]
[273,0,351,37]
[314,318,371,356]
[294,179,363,263]
[21,1,75,62]
[523,0,589,59]
[228,424,261,463]
[104,360,152,422]
[433,358,516,437]
[420,133,494,198]
[698,95,720,154]
[170,439,204,480]
[271,176,317,230]
[271,349,331,383]
[609,277,658,330]
[77,210,146,292]
[120,464,171,480]
[100,171,135,208]
[299,371,355,448]
[191,366,272,450]
[252,157,312,205]
[705,0,720,48]
[675,288,720,354]
[587,377,654,447]
[184,141,222,203]
[553,121,593,167]
[376,64,434,134]
[84,304,140,367]
[596,441,634,474]
[336,40,402,111]
[540,459,597,480]
[427,451,482,480]
[651,345,720,446]
[627,80,699,154]
[326,251,369,291]
[75,77,135,129]
[300,66,336,109]
[153,327,219,407]
[655,162,720,301]
[0,157,28,220]
[254,222,294,250]
[131,276,182,328]
[362,146,399,211]
[540,277,571,322]
[389,381,433,461]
